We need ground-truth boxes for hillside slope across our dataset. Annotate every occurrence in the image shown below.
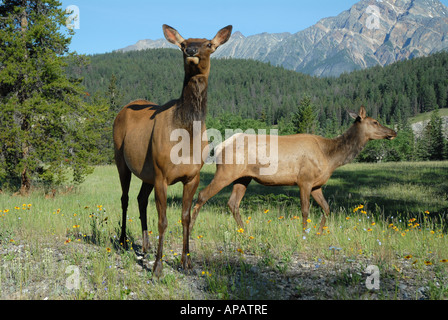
[73,49,448,134]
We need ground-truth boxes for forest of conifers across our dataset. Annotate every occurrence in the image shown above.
[69,49,448,163]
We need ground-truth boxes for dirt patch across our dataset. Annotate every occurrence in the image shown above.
[0,239,446,300]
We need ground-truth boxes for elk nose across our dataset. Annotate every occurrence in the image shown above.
[186,47,197,57]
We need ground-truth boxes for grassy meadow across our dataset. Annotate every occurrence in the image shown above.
[0,161,448,300]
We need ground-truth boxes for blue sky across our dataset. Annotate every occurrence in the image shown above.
[60,0,448,55]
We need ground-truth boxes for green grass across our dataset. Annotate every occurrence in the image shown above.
[1,161,447,300]
[408,108,448,124]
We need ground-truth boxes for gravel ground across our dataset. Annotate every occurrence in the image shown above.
[1,239,446,300]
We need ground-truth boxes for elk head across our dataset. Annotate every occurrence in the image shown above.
[349,106,397,141]
[163,24,233,76]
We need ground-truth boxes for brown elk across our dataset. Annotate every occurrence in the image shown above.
[113,24,232,277]
[189,106,397,234]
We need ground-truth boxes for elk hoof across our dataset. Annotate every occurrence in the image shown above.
[119,236,128,250]
[181,254,192,270]
[153,259,163,278]
[142,232,150,253]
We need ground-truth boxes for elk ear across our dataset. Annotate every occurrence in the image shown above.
[348,110,359,120]
[211,25,233,48]
[358,106,367,120]
[163,24,185,48]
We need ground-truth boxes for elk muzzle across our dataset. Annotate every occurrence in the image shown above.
[185,47,200,65]
[385,129,397,140]
[186,56,200,65]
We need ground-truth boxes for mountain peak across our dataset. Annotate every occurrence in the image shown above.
[231,31,245,39]
[356,0,448,18]
[116,0,448,76]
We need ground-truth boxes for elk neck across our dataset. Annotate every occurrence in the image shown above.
[327,122,368,169]
[174,72,209,129]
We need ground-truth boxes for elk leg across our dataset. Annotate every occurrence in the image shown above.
[117,157,131,249]
[227,177,251,228]
[311,188,330,234]
[180,175,200,270]
[190,174,234,232]
[137,182,154,253]
[153,179,168,278]
[299,184,312,232]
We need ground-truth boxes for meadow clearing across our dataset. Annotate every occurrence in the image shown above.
[0,161,447,300]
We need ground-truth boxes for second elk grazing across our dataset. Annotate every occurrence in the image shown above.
[190,106,397,234]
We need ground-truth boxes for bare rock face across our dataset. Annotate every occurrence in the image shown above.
[260,0,448,77]
[117,0,448,77]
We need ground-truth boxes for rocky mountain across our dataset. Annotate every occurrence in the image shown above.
[117,0,448,77]
[411,116,448,138]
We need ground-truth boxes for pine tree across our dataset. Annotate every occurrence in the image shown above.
[292,95,317,134]
[108,73,123,113]
[0,0,99,193]
[426,109,445,160]
[416,109,446,161]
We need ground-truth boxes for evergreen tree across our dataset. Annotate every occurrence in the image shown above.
[0,0,100,193]
[108,73,123,113]
[426,109,445,160]
[394,119,416,161]
[416,109,445,161]
[292,95,317,134]
[422,85,438,112]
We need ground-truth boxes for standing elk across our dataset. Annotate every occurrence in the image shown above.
[190,106,397,234]
[113,24,232,277]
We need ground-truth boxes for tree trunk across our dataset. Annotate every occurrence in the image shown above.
[20,113,31,195]
[19,2,30,195]
[20,166,30,195]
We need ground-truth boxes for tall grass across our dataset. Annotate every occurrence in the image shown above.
[0,162,447,299]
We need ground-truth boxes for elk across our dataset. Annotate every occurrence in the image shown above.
[189,106,397,234]
[113,24,232,277]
